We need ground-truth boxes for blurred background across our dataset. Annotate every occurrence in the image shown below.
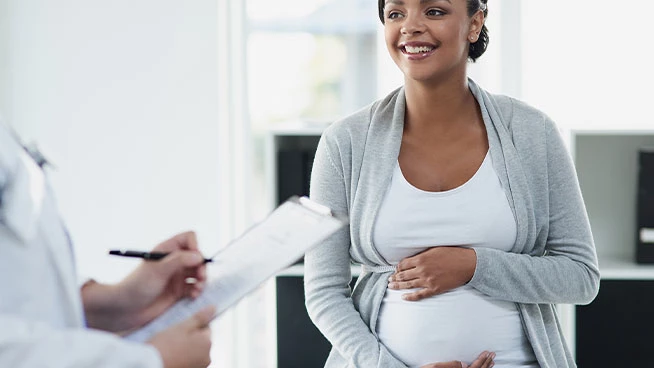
[1,0,653,367]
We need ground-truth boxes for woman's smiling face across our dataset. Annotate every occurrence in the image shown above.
[382,0,483,84]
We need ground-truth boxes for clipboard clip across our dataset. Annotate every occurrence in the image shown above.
[298,196,331,216]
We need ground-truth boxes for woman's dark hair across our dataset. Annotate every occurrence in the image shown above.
[377,0,489,62]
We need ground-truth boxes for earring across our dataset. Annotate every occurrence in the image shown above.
[469,35,476,42]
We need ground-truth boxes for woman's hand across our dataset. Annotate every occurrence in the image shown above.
[388,246,476,301]
[420,351,495,368]
[83,231,208,333]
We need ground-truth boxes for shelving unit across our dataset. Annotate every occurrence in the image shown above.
[268,126,654,366]
[570,129,654,366]
[265,124,327,209]
[267,126,333,368]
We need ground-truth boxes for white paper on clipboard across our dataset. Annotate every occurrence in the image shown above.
[125,196,346,342]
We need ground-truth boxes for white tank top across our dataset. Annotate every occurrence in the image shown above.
[373,152,538,368]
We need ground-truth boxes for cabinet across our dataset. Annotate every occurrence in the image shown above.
[267,126,323,209]
[269,127,654,366]
[570,129,654,365]
[267,126,349,368]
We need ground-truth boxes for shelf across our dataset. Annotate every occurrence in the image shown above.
[270,122,330,136]
[598,257,654,280]
[277,260,654,280]
[569,127,654,136]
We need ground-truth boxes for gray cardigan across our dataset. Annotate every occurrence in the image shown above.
[304,80,600,368]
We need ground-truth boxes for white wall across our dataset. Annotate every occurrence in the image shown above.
[522,0,654,130]
[0,0,221,283]
[0,0,8,112]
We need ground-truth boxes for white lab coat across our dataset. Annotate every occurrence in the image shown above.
[0,123,162,367]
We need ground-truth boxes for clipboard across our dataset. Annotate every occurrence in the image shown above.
[125,196,347,342]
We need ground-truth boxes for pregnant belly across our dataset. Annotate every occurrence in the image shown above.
[376,285,536,368]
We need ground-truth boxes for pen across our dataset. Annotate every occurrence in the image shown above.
[108,250,213,263]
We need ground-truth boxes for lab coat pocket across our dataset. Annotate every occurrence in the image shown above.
[0,152,46,243]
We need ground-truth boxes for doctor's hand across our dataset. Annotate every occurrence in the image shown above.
[148,305,215,368]
[388,246,476,301]
[82,231,208,333]
[420,351,495,368]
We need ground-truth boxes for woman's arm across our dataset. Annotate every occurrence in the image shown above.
[304,135,408,368]
[468,122,599,304]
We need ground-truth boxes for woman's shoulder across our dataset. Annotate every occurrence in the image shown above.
[321,87,403,143]
[470,80,557,135]
[485,91,558,136]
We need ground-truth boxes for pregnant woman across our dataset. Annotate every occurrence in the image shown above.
[304,0,599,367]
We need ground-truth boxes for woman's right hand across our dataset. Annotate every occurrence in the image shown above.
[148,305,215,368]
[420,351,495,368]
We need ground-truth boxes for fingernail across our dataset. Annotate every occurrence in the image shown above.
[388,276,393,282]
[191,254,203,263]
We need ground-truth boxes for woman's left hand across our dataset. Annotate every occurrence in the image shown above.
[388,246,476,301]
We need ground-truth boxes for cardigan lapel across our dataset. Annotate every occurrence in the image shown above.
[353,81,537,260]
[469,80,536,254]
[352,88,406,266]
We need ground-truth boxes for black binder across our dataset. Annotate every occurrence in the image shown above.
[277,149,317,264]
[636,147,654,263]
[277,149,315,206]
[277,150,306,206]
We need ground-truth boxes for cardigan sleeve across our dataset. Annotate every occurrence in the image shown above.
[304,134,408,368]
[468,121,600,305]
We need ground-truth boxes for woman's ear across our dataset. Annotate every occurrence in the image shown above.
[468,10,485,40]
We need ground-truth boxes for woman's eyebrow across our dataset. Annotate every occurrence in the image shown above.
[385,0,452,5]
[422,0,452,4]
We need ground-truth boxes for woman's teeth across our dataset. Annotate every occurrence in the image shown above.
[404,45,434,54]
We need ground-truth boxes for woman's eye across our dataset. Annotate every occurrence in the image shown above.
[387,11,403,20]
[426,8,445,16]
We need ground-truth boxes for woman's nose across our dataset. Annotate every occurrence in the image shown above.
[401,14,426,35]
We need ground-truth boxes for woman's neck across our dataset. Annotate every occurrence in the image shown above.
[403,75,475,132]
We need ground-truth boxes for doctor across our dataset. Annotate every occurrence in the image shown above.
[0,121,214,368]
